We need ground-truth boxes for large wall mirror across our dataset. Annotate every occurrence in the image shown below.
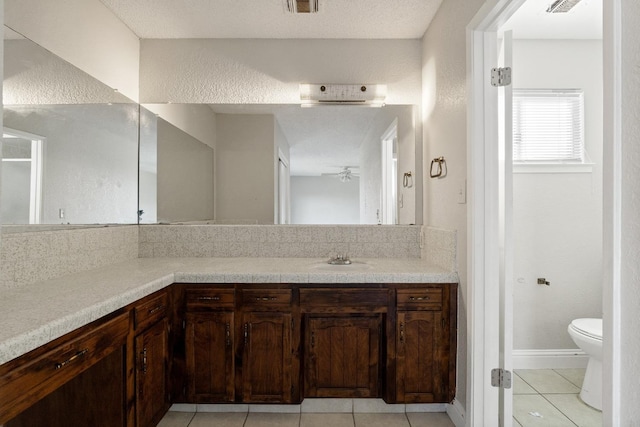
[1,27,422,229]
[2,27,139,229]
[141,103,420,225]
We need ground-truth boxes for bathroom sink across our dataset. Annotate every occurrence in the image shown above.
[311,261,371,272]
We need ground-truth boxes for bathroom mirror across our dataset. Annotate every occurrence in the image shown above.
[140,103,420,225]
[1,27,139,229]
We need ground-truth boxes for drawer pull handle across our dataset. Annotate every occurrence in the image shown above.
[55,348,89,370]
[256,296,277,301]
[399,322,405,345]
[198,296,220,301]
[408,296,430,301]
[225,323,231,347]
[148,304,165,315]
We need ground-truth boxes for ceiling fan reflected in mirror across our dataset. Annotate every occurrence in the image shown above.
[321,166,360,183]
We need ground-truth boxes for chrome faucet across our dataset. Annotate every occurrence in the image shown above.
[328,254,352,265]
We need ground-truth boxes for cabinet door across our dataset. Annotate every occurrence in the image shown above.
[185,312,235,402]
[136,318,169,427]
[305,316,381,398]
[242,312,292,402]
[396,311,449,402]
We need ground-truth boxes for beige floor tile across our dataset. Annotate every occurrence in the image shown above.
[513,394,575,426]
[189,412,248,427]
[516,369,581,394]
[354,413,410,427]
[544,394,602,427]
[406,412,455,427]
[513,418,523,427]
[514,373,538,395]
[244,412,301,427]
[157,411,195,427]
[554,368,587,389]
[301,413,355,427]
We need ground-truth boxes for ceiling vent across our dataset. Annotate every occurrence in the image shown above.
[546,0,582,13]
[284,0,319,14]
[299,84,387,107]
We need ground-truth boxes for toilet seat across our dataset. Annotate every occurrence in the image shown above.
[570,318,602,341]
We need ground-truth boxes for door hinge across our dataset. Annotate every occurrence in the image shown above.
[491,67,512,87]
[491,368,512,389]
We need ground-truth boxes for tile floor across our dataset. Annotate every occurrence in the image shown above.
[513,369,602,427]
[158,369,601,427]
[157,409,455,427]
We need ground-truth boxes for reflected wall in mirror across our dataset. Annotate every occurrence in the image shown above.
[141,104,419,225]
[2,27,139,227]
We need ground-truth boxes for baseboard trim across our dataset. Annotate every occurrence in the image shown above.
[446,399,465,427]
[512,349,589,369]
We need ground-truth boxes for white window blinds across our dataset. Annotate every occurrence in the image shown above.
[513,89,585,163]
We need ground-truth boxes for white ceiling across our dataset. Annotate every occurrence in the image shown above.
[99,0,443,39]
[502,0,602,39]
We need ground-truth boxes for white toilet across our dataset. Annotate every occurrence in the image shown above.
[567,318,603,411]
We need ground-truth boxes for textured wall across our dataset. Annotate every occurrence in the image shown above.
[421,0,487,415]
[157,119,215,223]
[4,105,139,224]
[140,39,422,105]
[291,176,360,224]
[512,40,603,350]
[620,0,640,421]
[215,114,276,224]
[4,0,140,102]
[4,39,130,105]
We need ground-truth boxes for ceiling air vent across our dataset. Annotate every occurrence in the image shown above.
[284,0,319,14]
[299,84,387,107]
[546,0,582,13]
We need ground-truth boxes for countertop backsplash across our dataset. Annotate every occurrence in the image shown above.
[0,225,139,290]
[138,225,423,259]
[0,224,457,290]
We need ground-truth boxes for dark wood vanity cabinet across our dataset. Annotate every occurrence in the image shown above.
[180,286,297,404]
[0,311,130,427]
[0,282,456,427]
[305,316,381,397]
[183,287,236,402]
[300,287,389,398]
[395,287,457,403]
[133,290,170,427]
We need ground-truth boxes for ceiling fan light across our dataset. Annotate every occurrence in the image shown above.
[546,0,582,13]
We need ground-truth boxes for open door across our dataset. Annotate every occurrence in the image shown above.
[496,30,514,426]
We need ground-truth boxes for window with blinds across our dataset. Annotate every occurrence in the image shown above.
[512,89,585,163]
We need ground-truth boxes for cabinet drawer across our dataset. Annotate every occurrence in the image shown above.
[300,288,389,313]
[397,288,443,310]
[135,291,169,331]
[0,312,129,424]
[241,289,291,310]
[186,288,235,310]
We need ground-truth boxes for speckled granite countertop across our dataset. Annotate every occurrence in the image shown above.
[0,257,458,366]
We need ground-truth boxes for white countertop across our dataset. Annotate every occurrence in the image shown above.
[0,257,458,366]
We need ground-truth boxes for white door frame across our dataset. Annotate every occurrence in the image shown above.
[466,1,621,425]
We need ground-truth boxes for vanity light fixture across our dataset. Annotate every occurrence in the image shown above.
[284,0,319,14]
[300,84,387,107]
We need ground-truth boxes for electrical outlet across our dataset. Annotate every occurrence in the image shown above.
[59,208,65,219]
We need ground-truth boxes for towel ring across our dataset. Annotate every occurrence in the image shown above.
[430,157,447,178]
[403,172,413,188]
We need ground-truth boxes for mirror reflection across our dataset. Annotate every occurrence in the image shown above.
[141,104,419,225]
[2,27,139,227]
